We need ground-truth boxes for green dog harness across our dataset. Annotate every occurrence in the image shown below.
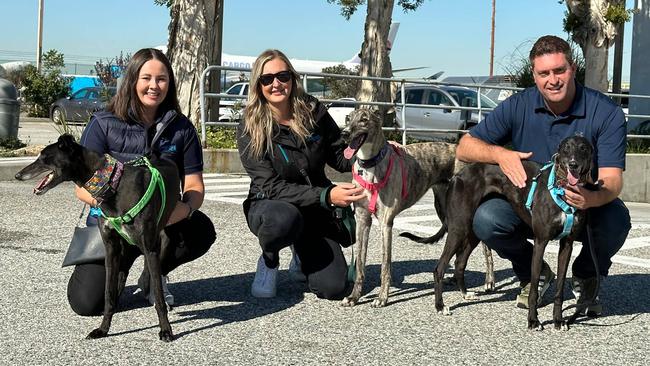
[100,157,167,246]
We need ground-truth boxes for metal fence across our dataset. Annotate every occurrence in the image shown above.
[199,65,650,147]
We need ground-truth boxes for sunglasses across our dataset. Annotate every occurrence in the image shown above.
[259,70,292,86]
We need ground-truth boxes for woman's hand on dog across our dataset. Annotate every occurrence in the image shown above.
[329,183,365,207]
[496,150,533,188]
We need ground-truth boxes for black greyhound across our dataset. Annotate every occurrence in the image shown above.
[434,135,598,331]
[15,134,180,341]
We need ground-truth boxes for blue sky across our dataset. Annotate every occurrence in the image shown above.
[0,0,635,81]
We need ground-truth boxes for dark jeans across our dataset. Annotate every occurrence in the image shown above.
[67,210,216,316]
[246,199,349,300]
[472,197,631,282]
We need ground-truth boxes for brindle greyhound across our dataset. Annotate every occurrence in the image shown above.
[15,134,179,341]
[435,135,598,330]
[339,108,494,308]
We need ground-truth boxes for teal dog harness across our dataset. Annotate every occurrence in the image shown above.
[525,162,575,240]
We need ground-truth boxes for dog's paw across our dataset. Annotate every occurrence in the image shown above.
[554,320,569,331]
[340,296,358,307]
[86,328,108,339]
[484,282,495,293]
[159,330,175,342]
[437,306,452,316]
[462,291,478,300]
[371,298,387,308]
[527,320,543,331]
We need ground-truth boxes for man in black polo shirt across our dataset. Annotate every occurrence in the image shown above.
[457,35,631,314]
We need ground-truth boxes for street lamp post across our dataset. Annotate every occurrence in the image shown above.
[489,0,495,77]
[36,0,44,72]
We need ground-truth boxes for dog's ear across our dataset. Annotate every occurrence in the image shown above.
[57,134,78,152]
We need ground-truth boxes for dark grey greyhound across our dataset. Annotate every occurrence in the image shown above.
[435,135,597,330]
[339,108,494,308]
[15,134,179,341]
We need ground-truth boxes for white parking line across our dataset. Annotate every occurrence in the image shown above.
[204,184,251,191]
[546,242,650,269]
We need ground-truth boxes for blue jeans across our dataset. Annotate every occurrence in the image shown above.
[472,197,631,282]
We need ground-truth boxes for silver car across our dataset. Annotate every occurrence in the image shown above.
[395,85,497,141]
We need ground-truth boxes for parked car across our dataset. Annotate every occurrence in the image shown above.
[394,84,497,141]
[50,86,116,124]
[218,82,249,122]
[327,98,356,128]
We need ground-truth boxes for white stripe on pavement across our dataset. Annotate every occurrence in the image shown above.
[204,184,251,191]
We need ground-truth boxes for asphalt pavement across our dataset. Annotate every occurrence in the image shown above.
[1,120,650,364]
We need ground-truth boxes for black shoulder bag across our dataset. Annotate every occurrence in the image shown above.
[61,205,106,267]
[320,185,356,248]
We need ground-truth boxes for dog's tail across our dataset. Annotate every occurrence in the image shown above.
[399,224,447,244]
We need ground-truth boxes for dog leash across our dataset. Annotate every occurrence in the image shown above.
[100,156,167,246]
[525,162,575,239]
[352,144,408,214]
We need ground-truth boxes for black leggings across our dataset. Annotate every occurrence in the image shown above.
[67,210,216,316]
[246,199,349,300]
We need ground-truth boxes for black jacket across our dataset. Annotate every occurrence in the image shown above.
[237,96,351,211]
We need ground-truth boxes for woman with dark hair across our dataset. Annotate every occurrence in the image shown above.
[67,48,216,316]
[237,49,364,300]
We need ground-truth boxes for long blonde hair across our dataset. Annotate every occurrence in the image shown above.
[243,49,315,159]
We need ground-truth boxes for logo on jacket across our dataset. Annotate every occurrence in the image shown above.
[158,138,177,153]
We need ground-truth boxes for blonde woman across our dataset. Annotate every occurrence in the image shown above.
[237,49,364,299]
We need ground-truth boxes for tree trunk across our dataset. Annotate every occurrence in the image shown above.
[356,0,394,125]
[583,42,609,91]
[565,0,618,92]
[167,0,223,129]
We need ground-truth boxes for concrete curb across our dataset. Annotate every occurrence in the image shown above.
[1,149,646,203]
[0,156,34,181]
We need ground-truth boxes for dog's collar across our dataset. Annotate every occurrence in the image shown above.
[525,162,576,239]
[357,143,390,168]
[83,154,124,201]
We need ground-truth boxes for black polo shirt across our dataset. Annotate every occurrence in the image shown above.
[469,82,626,172]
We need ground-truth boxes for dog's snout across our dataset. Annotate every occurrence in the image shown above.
[568,160,578,170]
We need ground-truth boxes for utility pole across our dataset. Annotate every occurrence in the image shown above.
[489,0,495,77]
[612,20,624,104]
[36,0,44,72]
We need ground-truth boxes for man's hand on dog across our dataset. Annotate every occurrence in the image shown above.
[330,183,365,207]
[563,184,596,210]
[496,150,533,188]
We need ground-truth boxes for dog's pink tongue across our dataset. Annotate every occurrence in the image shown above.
[567,170,579,186]
[33,174,49,193]
[344,147,356,160]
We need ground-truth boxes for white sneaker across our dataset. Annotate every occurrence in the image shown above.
[251,255,278,298]
[289,246,307,282]
[137,274,174,307]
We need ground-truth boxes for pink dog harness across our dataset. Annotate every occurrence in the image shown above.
[352,144,408,214]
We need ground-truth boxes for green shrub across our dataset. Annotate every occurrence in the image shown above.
[0,137,27,157]
[205,126,237,149]
[21,50,70,117]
